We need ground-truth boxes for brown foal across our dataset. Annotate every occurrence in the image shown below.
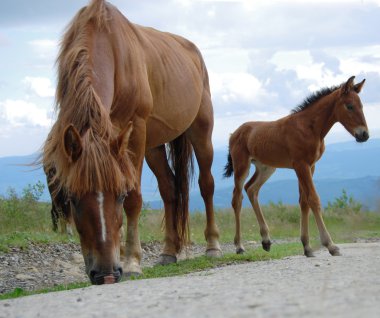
[224,76,369,257]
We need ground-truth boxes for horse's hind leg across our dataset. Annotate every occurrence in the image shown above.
[187,95,221,257]
[230,152,250,254]
[245,162,275,252]
[145,145,179,265]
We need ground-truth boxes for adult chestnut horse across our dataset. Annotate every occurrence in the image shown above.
[224,76,368,257]
[43,0,221,284]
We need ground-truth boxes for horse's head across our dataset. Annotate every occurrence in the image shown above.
[61,122,135,285]
[336,76,369,143]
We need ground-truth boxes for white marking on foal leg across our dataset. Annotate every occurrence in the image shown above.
[97,192,107,242]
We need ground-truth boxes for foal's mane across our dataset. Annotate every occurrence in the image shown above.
[291,84,340,114]
[43,0,135,196]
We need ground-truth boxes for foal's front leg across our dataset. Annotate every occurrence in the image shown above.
[295,163,341,256]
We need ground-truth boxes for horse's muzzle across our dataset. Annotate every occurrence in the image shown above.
[89,267,123,285]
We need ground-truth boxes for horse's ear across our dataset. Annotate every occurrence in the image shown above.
[354,79,365,94]
[63,125,83,163]
[111,121,133,157]
[342,76,356,95]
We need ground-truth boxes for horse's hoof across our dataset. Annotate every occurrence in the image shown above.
[124,271,142,279]
[329,246,341,256]
[262,240,272,252]
[304,250,315,257]
[236,247,245,254]
[206,248,223,258]
[157,254,177,265]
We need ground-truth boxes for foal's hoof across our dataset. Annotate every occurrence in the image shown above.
[124,271,142,279]
[206,248,223,258]
[262,240,272,252]
[329,246,341,256]
[157,254,177,265]
[236,247,245,255]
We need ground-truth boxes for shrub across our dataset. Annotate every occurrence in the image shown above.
[325,189,362,215]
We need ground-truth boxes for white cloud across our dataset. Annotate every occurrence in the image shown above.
[0,99,51,128]
[28,39,57,59]
[210,72,263,105]
[23,76,55,98]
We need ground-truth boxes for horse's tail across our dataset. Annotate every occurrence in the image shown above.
[223,150,234,178]
[168,134,194,252]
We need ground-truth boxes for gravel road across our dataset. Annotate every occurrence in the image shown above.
[1,242,379,318]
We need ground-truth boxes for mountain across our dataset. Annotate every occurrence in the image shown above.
[1,139,380,210]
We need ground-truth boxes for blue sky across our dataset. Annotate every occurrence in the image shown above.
[0,0,380,157]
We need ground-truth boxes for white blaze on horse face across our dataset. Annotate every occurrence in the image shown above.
[97,192,107,242]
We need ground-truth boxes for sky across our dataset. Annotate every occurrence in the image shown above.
[0,0,380,157]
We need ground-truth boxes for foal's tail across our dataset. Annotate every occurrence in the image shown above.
[168,134,194,252]
[223,150,234,178]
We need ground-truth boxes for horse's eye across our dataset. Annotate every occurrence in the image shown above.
[117,193,127,203]
[346,104,354,111]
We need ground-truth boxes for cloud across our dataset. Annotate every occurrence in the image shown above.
[28,39,58,59]
[22,77,55,98]
[0,99,51,128]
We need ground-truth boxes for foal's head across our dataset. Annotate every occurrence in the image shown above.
[60,122,135,284]
[335,76,369,142]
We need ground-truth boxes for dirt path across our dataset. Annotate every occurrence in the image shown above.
[1,242,379,318]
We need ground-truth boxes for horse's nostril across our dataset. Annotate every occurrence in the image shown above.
[363,131,369,140]
[89,270,97,281]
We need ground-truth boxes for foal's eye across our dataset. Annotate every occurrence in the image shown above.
[346,104,354,111]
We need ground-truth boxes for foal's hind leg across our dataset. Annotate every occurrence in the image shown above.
[231,155,251,254]
[245,162,276,252]
[145,146,179,265]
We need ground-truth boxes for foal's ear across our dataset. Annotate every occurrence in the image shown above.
[111,121,133,157]
[353,79,365,94]
[342,76,356,95]
[63,125,83,163]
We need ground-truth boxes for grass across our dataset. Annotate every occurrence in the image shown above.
[0,184,379,300]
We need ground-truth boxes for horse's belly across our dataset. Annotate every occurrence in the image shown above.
[145,103,199,149]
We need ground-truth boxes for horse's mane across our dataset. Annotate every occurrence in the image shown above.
[43,0,136,196]
[291,84,341,114]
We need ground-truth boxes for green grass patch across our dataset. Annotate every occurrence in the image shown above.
[141,242,302,279]
[0,282,91,301]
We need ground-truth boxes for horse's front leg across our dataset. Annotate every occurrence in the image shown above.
[295,163,341,256]
[145,146,179,265]
[123,189,143,276]
[123,117,147,276]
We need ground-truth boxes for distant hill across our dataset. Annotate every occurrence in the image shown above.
[1,139,379,210]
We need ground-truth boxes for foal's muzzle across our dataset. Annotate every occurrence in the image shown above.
[354,129,369,143]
